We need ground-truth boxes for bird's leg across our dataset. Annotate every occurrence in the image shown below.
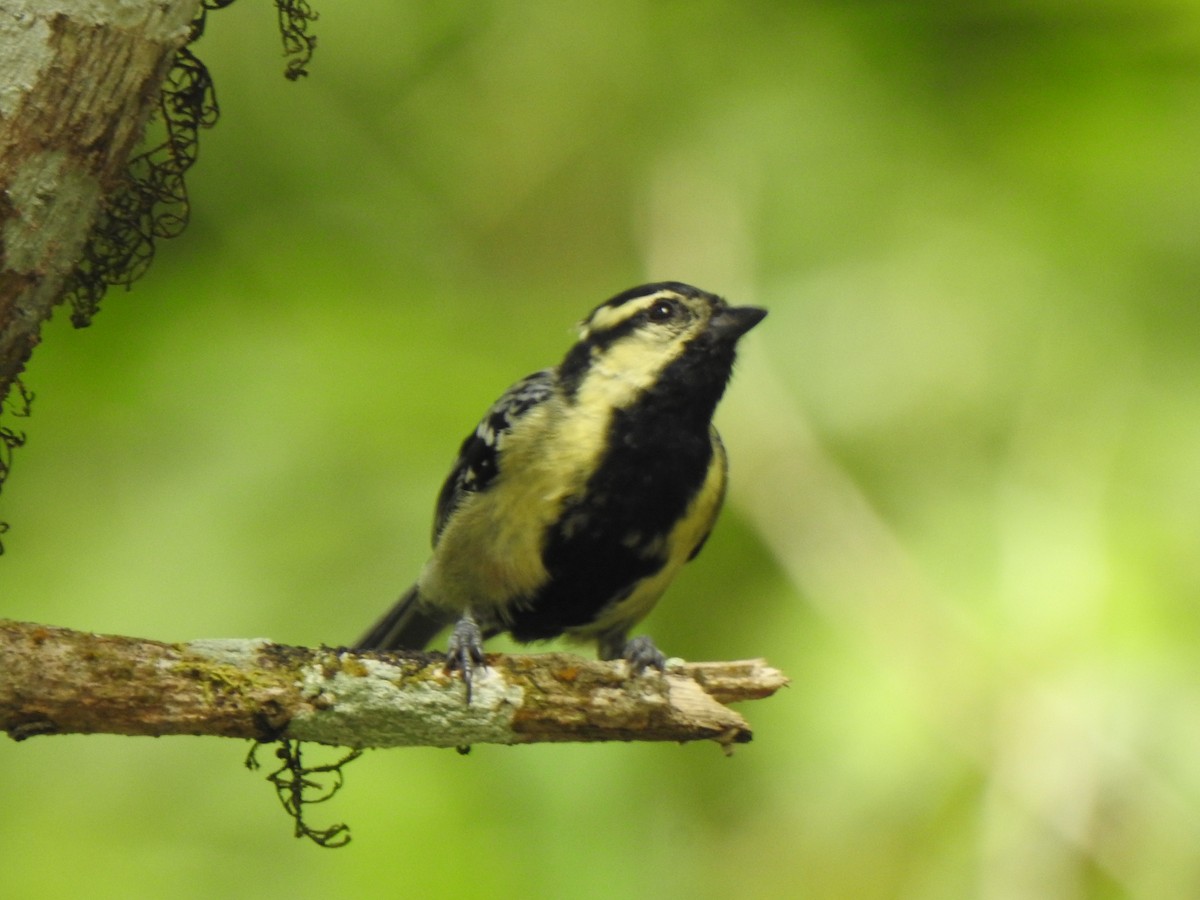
[445,611,488,703]
[599,631,667,673]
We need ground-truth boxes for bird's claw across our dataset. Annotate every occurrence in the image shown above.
[622,635,667,673]
[445,613,488,703]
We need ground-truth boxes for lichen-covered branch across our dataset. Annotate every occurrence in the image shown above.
[0,619,786,751]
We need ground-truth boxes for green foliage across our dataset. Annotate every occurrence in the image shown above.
[5,1,1200,896]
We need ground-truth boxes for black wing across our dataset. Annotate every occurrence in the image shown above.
[431,369,556,544]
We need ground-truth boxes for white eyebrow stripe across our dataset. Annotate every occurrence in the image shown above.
[582,291,674,337]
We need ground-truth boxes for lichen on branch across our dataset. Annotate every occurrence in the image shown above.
[0,619,786,751]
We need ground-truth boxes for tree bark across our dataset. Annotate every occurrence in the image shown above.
[0,0,201,400]
[0,618,787,751]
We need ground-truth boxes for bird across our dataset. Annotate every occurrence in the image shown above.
[355,281,766,700]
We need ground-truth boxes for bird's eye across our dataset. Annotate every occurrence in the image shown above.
[647,300,676,322]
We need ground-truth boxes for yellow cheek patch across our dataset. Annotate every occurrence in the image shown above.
[575,336,678,411]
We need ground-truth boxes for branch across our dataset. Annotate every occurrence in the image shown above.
[0,619,787,752]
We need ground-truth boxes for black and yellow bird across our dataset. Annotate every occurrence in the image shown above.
[355,282,765,697]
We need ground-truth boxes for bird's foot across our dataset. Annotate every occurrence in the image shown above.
[621,635,668,674]
[445,613,488,703]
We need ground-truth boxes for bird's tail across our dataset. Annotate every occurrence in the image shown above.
[354,584,449,650]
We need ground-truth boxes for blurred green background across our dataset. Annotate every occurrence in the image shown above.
[5,0,1200,897]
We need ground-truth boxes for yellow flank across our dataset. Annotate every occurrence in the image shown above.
[571,426,728,639]
[419,383,614,616]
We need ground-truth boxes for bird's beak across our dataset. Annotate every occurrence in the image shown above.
[711,305,767,340]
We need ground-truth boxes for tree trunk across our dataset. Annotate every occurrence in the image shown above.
[0,0,201,400]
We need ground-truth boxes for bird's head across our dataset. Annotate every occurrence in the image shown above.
[561,282,766,406]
